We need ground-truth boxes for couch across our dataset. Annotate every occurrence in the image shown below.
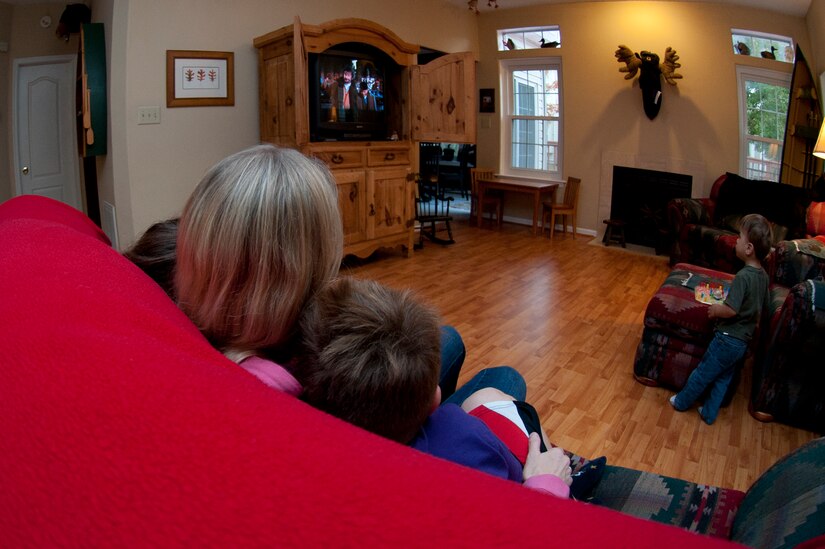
[667,172,819,272]
[3,195,823,548]
[592,436,825,547]
[1,195,726,547]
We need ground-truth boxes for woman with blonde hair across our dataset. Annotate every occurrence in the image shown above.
[175,144,343,392]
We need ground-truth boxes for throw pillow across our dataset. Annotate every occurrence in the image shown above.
[807,201,825,237]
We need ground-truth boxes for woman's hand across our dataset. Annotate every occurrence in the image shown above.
[523,432,572,485]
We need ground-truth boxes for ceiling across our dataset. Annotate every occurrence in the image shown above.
[448,0,813,18]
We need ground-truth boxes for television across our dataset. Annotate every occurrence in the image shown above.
[309,43,392,141]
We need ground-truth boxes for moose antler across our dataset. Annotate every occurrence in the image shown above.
[615,45,642,80]
[660,47,683,85]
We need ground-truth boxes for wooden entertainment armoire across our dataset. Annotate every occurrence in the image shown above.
[253,18,476,258]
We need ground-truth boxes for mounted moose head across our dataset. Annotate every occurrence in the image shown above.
[614,45,682,120]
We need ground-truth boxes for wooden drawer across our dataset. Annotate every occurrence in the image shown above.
[367,147,410,167]
[311,148,365,170]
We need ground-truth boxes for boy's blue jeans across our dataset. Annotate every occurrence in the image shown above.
[442,366,526,406]
[672,331,748,424]
[438,325,466,400]
[438,325,526,407]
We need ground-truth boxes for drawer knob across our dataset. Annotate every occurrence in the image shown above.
[349,184,358,201]
[331,153,344,164]
[384,153,395,161]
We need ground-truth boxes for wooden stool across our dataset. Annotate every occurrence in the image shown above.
[602,219,626,248]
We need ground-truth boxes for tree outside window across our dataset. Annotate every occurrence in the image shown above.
[737,66,790,181]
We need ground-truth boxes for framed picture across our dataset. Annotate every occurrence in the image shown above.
[479,88,495,113]
[166,50,234,107]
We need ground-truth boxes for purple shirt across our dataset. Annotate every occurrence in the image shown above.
[410,404,569,498]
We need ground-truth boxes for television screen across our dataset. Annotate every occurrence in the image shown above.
[310,45,389,141]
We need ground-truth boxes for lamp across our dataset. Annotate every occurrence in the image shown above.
[814,121,825,160]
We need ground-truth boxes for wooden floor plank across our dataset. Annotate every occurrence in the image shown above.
[342,213,819,492]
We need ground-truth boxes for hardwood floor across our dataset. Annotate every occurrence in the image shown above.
[341,213,818,492]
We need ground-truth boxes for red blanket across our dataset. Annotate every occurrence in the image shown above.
[0,196,732,547]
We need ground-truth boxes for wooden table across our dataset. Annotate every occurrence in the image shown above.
[477,175,559,235]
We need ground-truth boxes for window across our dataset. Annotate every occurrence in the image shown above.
[498,26,560,51]
[736,66,791,181]
[731,29,794,63]
[500,57,562,177]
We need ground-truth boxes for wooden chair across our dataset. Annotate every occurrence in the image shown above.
[470,168,502,227]
[542,176,581,240]
[415,175,455,248]
[419,142,442,187]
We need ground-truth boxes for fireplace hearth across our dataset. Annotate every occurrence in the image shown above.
[610,166,692,253]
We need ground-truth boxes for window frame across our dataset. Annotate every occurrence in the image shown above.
[735,65,791,181]
[731,29,794,64]
[497,26,561,51]
[499,56,563,179]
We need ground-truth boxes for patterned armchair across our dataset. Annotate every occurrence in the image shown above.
[667,173,814,272]
[751,277,825,433]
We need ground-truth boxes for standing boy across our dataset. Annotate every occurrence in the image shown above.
[670,213,772,424]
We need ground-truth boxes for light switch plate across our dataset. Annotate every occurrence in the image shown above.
[138,106,161,125]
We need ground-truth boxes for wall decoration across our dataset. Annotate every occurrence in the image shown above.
[479,88,495,113]
[166,50,234,107]
[614,45,682,120]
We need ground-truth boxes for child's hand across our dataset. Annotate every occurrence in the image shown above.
[523,432,572,486]
[708,302,736,320]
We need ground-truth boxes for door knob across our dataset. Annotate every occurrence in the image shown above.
[22,166,29,175]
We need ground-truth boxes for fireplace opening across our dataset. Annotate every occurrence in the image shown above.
[610,166,692,253]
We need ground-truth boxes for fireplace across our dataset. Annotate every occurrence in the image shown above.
[610,166,692,252]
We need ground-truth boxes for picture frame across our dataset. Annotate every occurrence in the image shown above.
[166,50,234,107]
[479,88,495,113]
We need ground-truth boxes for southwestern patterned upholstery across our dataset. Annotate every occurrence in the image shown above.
[772,239,825,289]
[591,437,825,547]
[752,279,825,433]
[667,173,815,272]
[633,263,741,404]
[637,239,825,432]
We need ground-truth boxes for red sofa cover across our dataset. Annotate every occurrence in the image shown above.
[0,196,732,547]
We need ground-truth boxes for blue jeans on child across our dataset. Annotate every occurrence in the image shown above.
[672,331,748,424]
[437,325,526,407]
[439,325,466,400]
[442,366,527,406]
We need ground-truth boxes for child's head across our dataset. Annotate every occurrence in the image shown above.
[738,213,773,263]
[123,218,179,300]
[296,277,442,444]
[176,144,343,361]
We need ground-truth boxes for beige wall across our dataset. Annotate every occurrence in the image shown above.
[1,2,79,204]
[105,0,478,249]
[3,1,818,246]
[476,1,810,235]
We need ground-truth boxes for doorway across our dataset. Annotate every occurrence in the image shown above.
[12,54,82,211]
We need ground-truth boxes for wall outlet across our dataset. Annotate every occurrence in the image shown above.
[137,106,161,125]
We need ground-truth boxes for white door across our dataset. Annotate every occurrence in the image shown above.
[13,55,82,210]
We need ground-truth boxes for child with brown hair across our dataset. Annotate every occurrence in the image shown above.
[296,276,608,499]
[670,213,773,424]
